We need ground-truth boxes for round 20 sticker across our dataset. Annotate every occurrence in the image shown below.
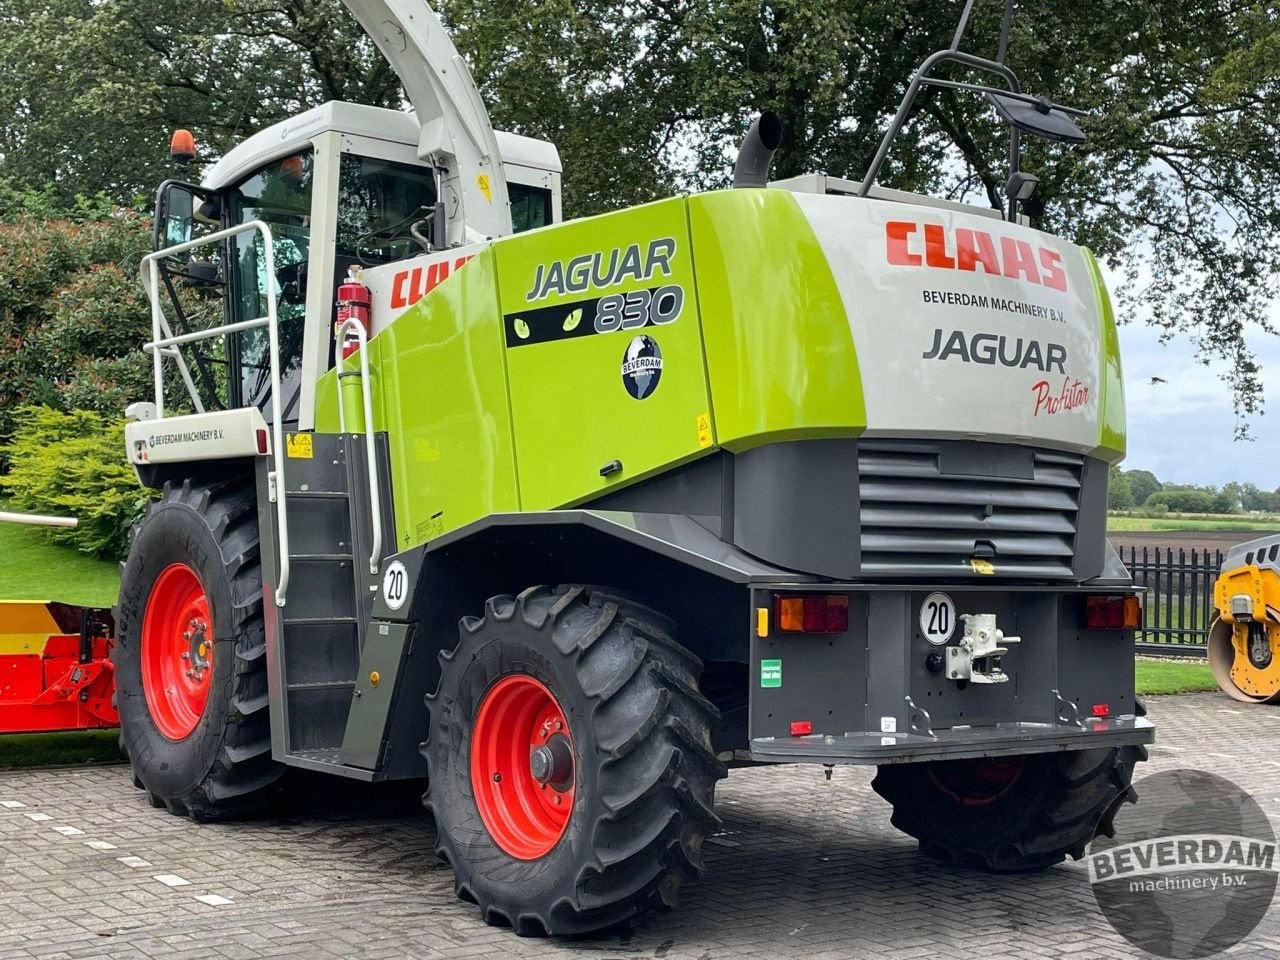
[919,592,955,644]
[382,560,408,611]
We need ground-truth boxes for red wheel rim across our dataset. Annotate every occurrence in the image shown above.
[471,675,575,859]
[928,756,1026,807]
[141,563,214,741]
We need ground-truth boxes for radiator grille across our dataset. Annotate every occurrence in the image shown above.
[858,441,1084,577]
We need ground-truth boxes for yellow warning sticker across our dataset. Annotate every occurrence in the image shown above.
[696,411,713,449]
[476,174,493,203]
[970,558,996,576]
[286,434,313,459]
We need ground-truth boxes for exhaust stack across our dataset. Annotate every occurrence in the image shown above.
[732,112,783,189]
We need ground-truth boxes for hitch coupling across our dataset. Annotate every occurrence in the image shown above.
[946,613,1021,684]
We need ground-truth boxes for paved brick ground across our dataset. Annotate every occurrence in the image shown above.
[2,693,1278,959]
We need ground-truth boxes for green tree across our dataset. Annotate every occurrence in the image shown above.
[1107,467,1135,510]
[1125,469,1163,506]
[0,212,153,443]
[2,0,1279,423]
[1145,488,1216,514]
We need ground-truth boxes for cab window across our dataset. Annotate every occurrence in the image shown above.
[510,182,552,233]
[336,153,438,266]
[228,150,313,421]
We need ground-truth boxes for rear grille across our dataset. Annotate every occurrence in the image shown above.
[858,441,1084,578]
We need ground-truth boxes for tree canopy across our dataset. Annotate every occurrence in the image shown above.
[2,0,1278,424]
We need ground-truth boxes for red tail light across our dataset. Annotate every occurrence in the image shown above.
[1085,595,1141,630]
[776,594,849,634]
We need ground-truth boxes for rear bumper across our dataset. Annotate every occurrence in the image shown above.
[749,583,1151,765]
[750,713,1154,765]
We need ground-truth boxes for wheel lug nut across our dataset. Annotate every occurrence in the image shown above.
[493,773,501,783]
[552,795,562,806]
[181,652,189,660]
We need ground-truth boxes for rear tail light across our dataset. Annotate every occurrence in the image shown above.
[776,594,849,634]
[1085,595,1141,630]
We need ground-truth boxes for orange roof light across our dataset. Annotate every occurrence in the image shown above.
[280,155,305,184]
[170,129,197,162]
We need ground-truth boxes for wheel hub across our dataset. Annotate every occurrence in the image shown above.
[471,674,575,860]
[530,734,574,791]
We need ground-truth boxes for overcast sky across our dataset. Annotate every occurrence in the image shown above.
[1115,315,1280,490]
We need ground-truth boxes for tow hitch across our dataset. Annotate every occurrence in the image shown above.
[946,613,1021,684]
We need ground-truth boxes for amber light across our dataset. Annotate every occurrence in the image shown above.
[776,594,849,634]
[170,129,197,162]
[1085,595,1141,630]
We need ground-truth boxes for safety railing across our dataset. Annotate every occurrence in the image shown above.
[336,320,383,576]
[139,221,292,607]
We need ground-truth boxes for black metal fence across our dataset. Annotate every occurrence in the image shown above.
[1121,546,1223,657]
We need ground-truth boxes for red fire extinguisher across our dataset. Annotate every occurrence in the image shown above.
[335,267,371,361]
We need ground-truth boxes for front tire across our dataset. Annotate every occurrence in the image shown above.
[872,745,1146,871]
[423,585,726,936]
[115,478,283,820]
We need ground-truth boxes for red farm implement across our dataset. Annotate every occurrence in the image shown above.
[0,511,118,734]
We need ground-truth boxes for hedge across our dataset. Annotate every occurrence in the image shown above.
[0,406,145,561]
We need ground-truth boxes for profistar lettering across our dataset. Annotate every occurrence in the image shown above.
[887,221,1068,292]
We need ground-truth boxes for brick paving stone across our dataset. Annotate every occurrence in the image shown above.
[0,693,1277,958]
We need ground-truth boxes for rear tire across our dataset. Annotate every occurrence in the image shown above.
[115,478,283,820]
[872,745,1146,871]
[423,585,726,936]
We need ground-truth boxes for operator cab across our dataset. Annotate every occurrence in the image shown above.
[151,101,562,430]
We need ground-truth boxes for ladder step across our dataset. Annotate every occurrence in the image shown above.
[287,681,356,692]
[289,553,354,562]
[283,616,360,627]
[286,490,349,500]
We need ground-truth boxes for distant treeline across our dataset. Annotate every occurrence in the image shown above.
[1108,467,1279,515]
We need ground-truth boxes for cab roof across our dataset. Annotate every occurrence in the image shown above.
[203,101,562,191]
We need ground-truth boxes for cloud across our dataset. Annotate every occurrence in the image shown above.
[1117,321,1280,487]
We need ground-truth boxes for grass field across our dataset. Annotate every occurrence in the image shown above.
[0,519,120,606]
[0,730,121,768]
[1108,516,1280,533]
[1135,659,1217,695]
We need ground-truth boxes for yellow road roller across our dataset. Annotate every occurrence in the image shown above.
[1209,535,1280,703]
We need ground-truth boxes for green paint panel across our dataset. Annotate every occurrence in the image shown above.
[352,247,520,546]
[496,198,714,509]
[688,190,866,452]
[1084,249,1126,462]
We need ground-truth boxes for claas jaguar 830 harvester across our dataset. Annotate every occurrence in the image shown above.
[117,0,1153,936]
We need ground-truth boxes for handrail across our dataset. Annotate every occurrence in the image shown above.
[139,220,292,607]
[857,49,1022,199]
[0,511,78,528]
[336,320,384,576]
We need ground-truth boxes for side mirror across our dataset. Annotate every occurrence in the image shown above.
[161,184,196,248]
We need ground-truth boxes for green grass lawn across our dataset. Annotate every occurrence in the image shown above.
[0,518,120,606]
[1135,658,1218,695]
[0,730,122,768]
[1108,516,1280,533]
